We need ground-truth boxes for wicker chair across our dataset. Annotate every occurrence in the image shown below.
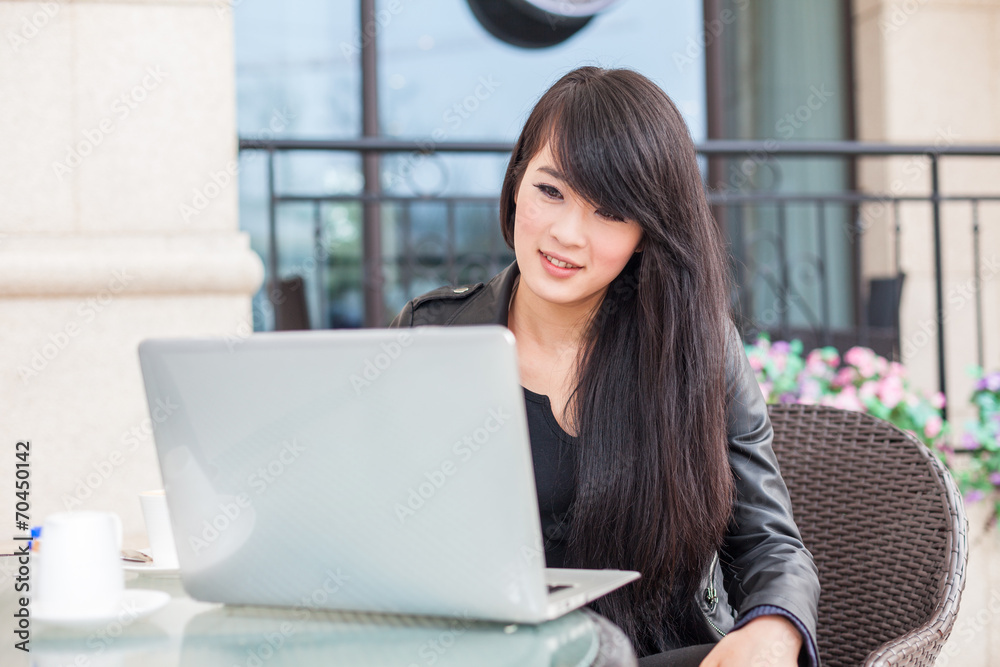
[767,404,968,667]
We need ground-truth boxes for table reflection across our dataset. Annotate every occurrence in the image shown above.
[1,563,608,667]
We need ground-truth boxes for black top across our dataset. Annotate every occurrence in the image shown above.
[521,386,576,569]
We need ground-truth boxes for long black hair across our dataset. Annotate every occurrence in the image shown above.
[500,67,738,656]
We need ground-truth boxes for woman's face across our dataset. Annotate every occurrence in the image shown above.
[513,142,644,309]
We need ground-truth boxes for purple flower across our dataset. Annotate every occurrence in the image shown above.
[959,432,979,450]
[965,489,986,504]
[779,392,797,404]
[990,472,1000,486]
[772,341,790,354]
[987,372,1000,392]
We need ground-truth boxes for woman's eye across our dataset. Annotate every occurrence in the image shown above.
[535,184,562,199]
[596,209,625,222]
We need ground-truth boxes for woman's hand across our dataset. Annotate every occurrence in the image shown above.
[699,615,802,667]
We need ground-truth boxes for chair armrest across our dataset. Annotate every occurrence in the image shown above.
[863,450,968,667]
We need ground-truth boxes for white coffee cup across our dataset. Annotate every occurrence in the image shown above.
[34,511,124,618]
[139,490,179,569]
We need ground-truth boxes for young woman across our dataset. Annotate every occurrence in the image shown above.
[389,67,820,667]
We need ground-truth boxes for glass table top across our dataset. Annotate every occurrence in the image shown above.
[1,555,618,667]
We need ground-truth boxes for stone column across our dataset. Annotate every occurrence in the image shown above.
[0,0,262,548]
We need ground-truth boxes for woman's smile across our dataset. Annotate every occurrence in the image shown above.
[540,249,583,275]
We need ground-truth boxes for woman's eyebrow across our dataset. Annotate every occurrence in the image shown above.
[536,165,567,181]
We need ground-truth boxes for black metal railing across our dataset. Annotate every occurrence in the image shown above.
[238,137,1000,420]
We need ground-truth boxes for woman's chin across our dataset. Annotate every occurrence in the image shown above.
[520,274,597,308]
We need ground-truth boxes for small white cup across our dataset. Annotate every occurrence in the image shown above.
[34,511,124,618]
[139,490,179,569]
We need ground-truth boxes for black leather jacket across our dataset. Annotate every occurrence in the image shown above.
[388,261,820,663]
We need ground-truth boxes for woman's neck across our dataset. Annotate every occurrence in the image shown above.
[507,274,603,351]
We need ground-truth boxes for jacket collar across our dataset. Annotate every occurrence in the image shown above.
[447,260,520,327]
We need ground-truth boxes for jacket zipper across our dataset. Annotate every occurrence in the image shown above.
[701,552,727,637]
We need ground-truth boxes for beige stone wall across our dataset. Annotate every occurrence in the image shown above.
[854,1,1000,664]
[0,0,262,550]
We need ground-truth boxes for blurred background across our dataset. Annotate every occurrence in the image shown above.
[2,0,999,662]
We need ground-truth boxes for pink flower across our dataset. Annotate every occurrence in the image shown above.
[843,347,866,366]
[857,359,877,378]
[859,380,878,402]
[749,355,764,372]
[833,367,857,388]
[877,376,905,410]
[924,415,943,439]
[930,392,946,409]
[800,378,823,402]
[831,386,865,412]
[887,361,907,378]
[805,350,827,376]
[844,347,877,377]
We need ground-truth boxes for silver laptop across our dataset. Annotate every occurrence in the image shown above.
[137,325,639,624]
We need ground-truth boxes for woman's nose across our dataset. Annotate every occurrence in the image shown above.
[548,203,587,248]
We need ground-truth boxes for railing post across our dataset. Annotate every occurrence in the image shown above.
[267,147,278,305]
[816,201,832,347]
[361,0,383,327]
[851,204,864,348]
[777,202,790,342]
[972,200,983,370]
[314,201,326,329]
[703,0,728,239]
[930,154,948,420]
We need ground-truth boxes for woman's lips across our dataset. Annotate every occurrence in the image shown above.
[539,250,582,277]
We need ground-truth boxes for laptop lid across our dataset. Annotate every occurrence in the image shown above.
[138,326,551,622]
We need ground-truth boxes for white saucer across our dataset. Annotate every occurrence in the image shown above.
[33,589,171,627]
[122,561,180,576]
[122,548,180,576]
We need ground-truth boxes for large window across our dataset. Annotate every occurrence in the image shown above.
[714,0,855,335]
